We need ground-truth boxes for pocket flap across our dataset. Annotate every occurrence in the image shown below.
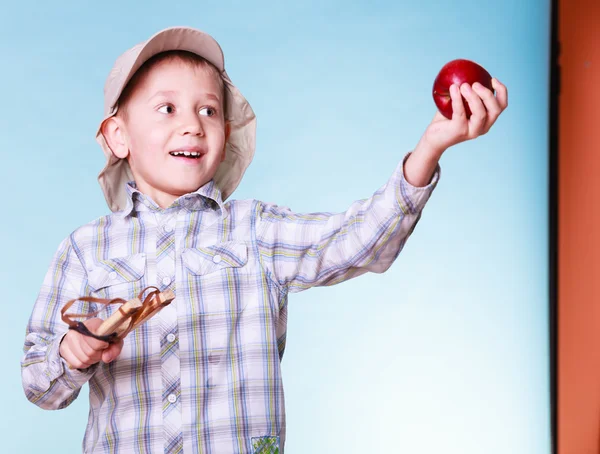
[182,242,248,276]
[87,253,147,291]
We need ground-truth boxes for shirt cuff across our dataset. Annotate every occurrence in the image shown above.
[394,151,441,215]
[46,331,98,390]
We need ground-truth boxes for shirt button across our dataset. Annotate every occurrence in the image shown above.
[163,224,173,233]
[166,333,176,343]
[162,276,172,286]
[167,394,177,404]
[109,271,117,280]
[212,254,222,264]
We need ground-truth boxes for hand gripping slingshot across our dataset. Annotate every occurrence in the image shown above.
[60,287,175,343]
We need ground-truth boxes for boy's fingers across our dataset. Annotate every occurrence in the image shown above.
[460,83,486,134]
[79,337,107,364]
[60,348,83,370]
[64,336,95,369]
[73,336,96,366]
[449,84,466,121]
[471,82,501,133]
[84,336,110,353]
[472,82,501,118]
[102,340,124,363]
[61,317,120,367]
[492,78,508,109]
[82,318,110,352]
[101,350,112,363]
[79,337,98,358]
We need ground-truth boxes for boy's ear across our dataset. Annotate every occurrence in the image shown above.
[101,116,130,159]
[221,122,231,162]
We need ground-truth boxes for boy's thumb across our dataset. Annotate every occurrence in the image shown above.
[104,341,123,363]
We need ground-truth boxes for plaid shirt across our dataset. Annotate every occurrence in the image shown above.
[21,157,439,453]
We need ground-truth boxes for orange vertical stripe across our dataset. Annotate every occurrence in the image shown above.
[558,0,600,452]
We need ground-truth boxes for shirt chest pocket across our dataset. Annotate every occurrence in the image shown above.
[181,241,250,314]
[87,253,147,300]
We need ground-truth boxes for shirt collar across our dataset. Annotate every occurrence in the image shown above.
[115,180,227,218]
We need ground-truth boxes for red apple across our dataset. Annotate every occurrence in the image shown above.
[432,59,494,119]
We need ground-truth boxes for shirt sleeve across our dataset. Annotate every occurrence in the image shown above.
[21,235,97,410]
[254,153,441,293]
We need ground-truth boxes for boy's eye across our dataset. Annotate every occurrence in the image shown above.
[158,105,174,114]
[199,106,216,117]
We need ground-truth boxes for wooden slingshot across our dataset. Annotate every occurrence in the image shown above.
[60,286,175,343]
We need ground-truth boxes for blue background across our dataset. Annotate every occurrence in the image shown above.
[1,0,551,452]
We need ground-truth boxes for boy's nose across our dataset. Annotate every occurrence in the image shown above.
[180,114,204,136]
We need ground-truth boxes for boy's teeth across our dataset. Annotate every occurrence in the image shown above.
[171,150,200,157]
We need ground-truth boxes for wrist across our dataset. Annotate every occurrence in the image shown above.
[414,135,445,163]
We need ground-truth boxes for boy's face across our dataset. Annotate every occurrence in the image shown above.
[104,58,230,207]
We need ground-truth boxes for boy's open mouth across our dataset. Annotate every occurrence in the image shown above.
[169,150,204,159]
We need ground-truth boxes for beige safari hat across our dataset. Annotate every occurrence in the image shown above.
[96,26,256,212]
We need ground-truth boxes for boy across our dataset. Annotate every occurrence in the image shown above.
[21,26,507,453]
